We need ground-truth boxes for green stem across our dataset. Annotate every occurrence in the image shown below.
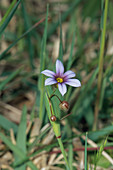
[93,0,109,130]
[85,132,88,170]
[57,138,70,169]
[45,89,70,169]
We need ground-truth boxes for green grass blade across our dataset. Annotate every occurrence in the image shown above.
[65,120,73,170]
[99,77,107,109]
[88,124,113,141]
[58,13,63,62]
[94,137,107,170]
[0,0,21,35]
[0,115,18,134]
[26,162,38,170]
[68,144,73,170]
[0,0,17,27]
[0,132,25,159]
[0,67,22,91]
[21,0,35,69]
[85,132,88,170]
[16,105,27,152]
[14,105,27,170]
[0,132,38,169]
[67,30,76,70]
[38,5,49,120]
[57,138,70,169]
[72,67,98,113]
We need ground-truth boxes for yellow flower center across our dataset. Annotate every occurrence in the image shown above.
[56,77,63,83]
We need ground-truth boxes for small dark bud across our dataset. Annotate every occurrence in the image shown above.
[59,101,69,112]
[50,115,57,122]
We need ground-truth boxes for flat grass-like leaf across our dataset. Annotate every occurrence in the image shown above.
[85,132,88,170]
[0,132,38,169]
[99,77,107,109]
[88,125,113,141]
[68,144,73,170]
[38,5,49,120]
[72,67,98,113]
[94,137,107,170]
[65,30,76,100]
[0,115,18,134]
[21,1,35,69]
[58,13,63,62]
[0,0,21,35]
[0,0,17,27]
[17,105,27,152]
[26,162,38,170]
[67,30,76,70]
[0,67,22,91]
[0,132,25,159]
[14,105,27,170]
[83,0,100,19]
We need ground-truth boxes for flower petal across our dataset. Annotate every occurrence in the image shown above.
[58,83,67,96]
[45,78,57,86]
[56,60,64,75]
[41,70,55,77]
[65,79,81,87]
[63,70,76,79]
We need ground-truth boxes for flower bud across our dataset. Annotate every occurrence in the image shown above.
[59,101,69,112]
[50,115,57,122]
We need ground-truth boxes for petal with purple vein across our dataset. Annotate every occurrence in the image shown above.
[56,60,64,75]
[58,83,67,96]
[41,70,55,77]
[65,79,81,87]
[45,78,57,86]
[63,70,76,80]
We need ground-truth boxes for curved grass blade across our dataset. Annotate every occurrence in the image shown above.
[94,137,107,170]
[0,0,21,35]
[85,132,88,170]
[58,12,63,62]
[68,143,73,170]
[14,105,27,170]
[0,132,38,169]
[0,67,22,91]
[72,67,98,113]
[38,5,49,120]
[21,1,35,69]
[0,0,17,27]
[0,115,18,133]
[67,30,76,70]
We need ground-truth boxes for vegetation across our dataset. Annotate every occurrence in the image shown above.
[0,0,113,169]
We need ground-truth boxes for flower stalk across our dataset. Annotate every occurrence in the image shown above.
[45,90,70,169]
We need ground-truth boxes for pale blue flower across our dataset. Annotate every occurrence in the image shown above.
[41,59,81,96]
